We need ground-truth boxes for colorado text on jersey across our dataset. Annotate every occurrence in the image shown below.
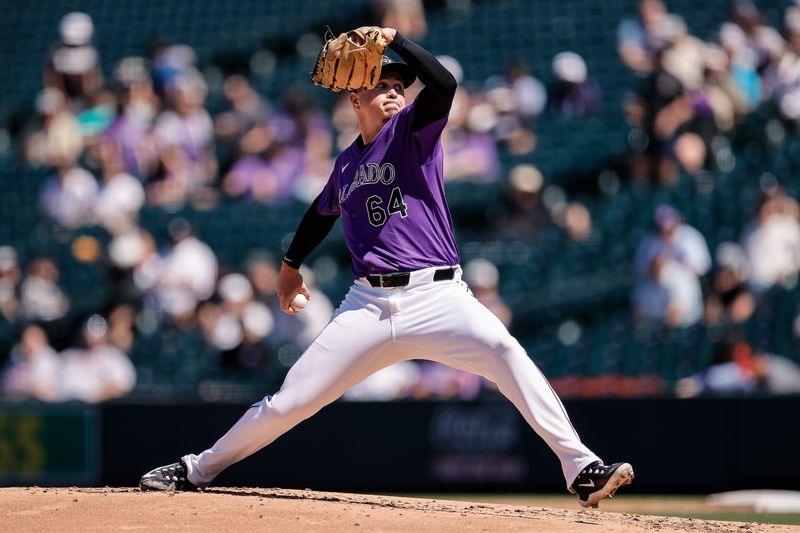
[338,162,396,204]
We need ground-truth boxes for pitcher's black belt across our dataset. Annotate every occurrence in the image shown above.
[367,267,455,288]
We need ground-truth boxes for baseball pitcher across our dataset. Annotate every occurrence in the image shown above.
[140,27,633,508]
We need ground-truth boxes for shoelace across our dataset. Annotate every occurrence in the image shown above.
[583,463,607,476]
[161,464,186,481]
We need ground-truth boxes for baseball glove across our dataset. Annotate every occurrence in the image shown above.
[311,26,388,92]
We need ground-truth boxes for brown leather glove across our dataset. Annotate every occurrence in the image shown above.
[311,26,387,92]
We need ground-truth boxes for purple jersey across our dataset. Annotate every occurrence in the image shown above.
[317,102,460,277]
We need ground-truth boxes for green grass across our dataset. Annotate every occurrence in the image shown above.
[389,493,800,526]
[659,512,800,526]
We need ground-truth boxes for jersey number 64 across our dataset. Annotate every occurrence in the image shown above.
[366,187,408,227]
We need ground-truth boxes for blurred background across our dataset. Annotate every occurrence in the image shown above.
[0,0,799,502]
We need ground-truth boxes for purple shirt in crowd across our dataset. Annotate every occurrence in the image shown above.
[317,102,460,277]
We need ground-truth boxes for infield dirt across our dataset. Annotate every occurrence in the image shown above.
[1,487,797,532]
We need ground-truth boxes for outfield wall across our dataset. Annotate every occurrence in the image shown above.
[1,397,797,492]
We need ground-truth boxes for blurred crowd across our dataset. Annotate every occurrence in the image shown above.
[617,0,800,295]
[619,0,800,185]
[2,1,800,403]
[619,0,800,395]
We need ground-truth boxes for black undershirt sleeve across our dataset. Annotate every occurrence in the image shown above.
[282,193,340,269]
[389,33,457,131]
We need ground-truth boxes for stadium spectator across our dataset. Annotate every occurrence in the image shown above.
[463,258,512,329]
[701,44,749,132]
[19,257,70,323]
[704,242,756,326]
[549,52,601,119]
[498,164,550,241]
[617,0,671,74]
[785,4,800,56]
[102,56,159,180]
[554,201,596,243]
[92,141,146,232]
[76,86,116,139]
[723,0,784,75]
[272,87,334,202]
[717,21,765,110]
[0,246,22,322]
[658,16,707,94]
[107,303,137,353]
[672,132,708,176]
[38,163,99,229]
[622,14,725,186]
[482,75,538,156]
[0,325,60,402]
[59,314,136,403]
[657,18,721,161]
[208,272,275,372]
[214,74,272,172]
[330,92,361,152]
[373,0,427,39]
[24,88,84,168]
[675,333,800,397]
[742,187,800,291]
[505,63,548,121]
[222,126,305,204]
[633,205,708,327]
[635,204,712,278]
[107,227,156,309]
[151,68,217,204]
[150,44,198,100]
[43,12,103,113]
[633,250,704,328]
[133,218,218,325]
[441,88,501,182]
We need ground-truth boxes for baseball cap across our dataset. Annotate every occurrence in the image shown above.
[59,12,94,46]
[552,52,587,84]
[654,204,681,228]
[380,58,416,88]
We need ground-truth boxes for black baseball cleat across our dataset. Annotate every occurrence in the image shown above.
[139,459,199,492]
[569,461,634,508]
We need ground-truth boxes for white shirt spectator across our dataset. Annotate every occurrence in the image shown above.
[93,171,145,230]
[634,255,703,327]
[744,213,800,289]
[1,326,60,402]
[25,89,84,167]
[635,208,712,278]
[59,344,136,403]
[135,235,218,318]
[19,259,69,322]
[669,223,712,276]
[39,166,98,228]
[659,258,704,327]
[154,109,213,159]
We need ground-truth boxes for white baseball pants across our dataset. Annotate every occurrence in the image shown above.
[183,266,600,488]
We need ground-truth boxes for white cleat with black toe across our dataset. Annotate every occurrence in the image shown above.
[139,459,199,492]
[569,461,634,508]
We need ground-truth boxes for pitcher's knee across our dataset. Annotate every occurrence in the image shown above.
[270,391,327,422]
[491,336,528,362]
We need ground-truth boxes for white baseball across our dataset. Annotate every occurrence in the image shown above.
[289,293,308,311]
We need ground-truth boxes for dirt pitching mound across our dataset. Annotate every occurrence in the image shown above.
[1,487,793,532]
